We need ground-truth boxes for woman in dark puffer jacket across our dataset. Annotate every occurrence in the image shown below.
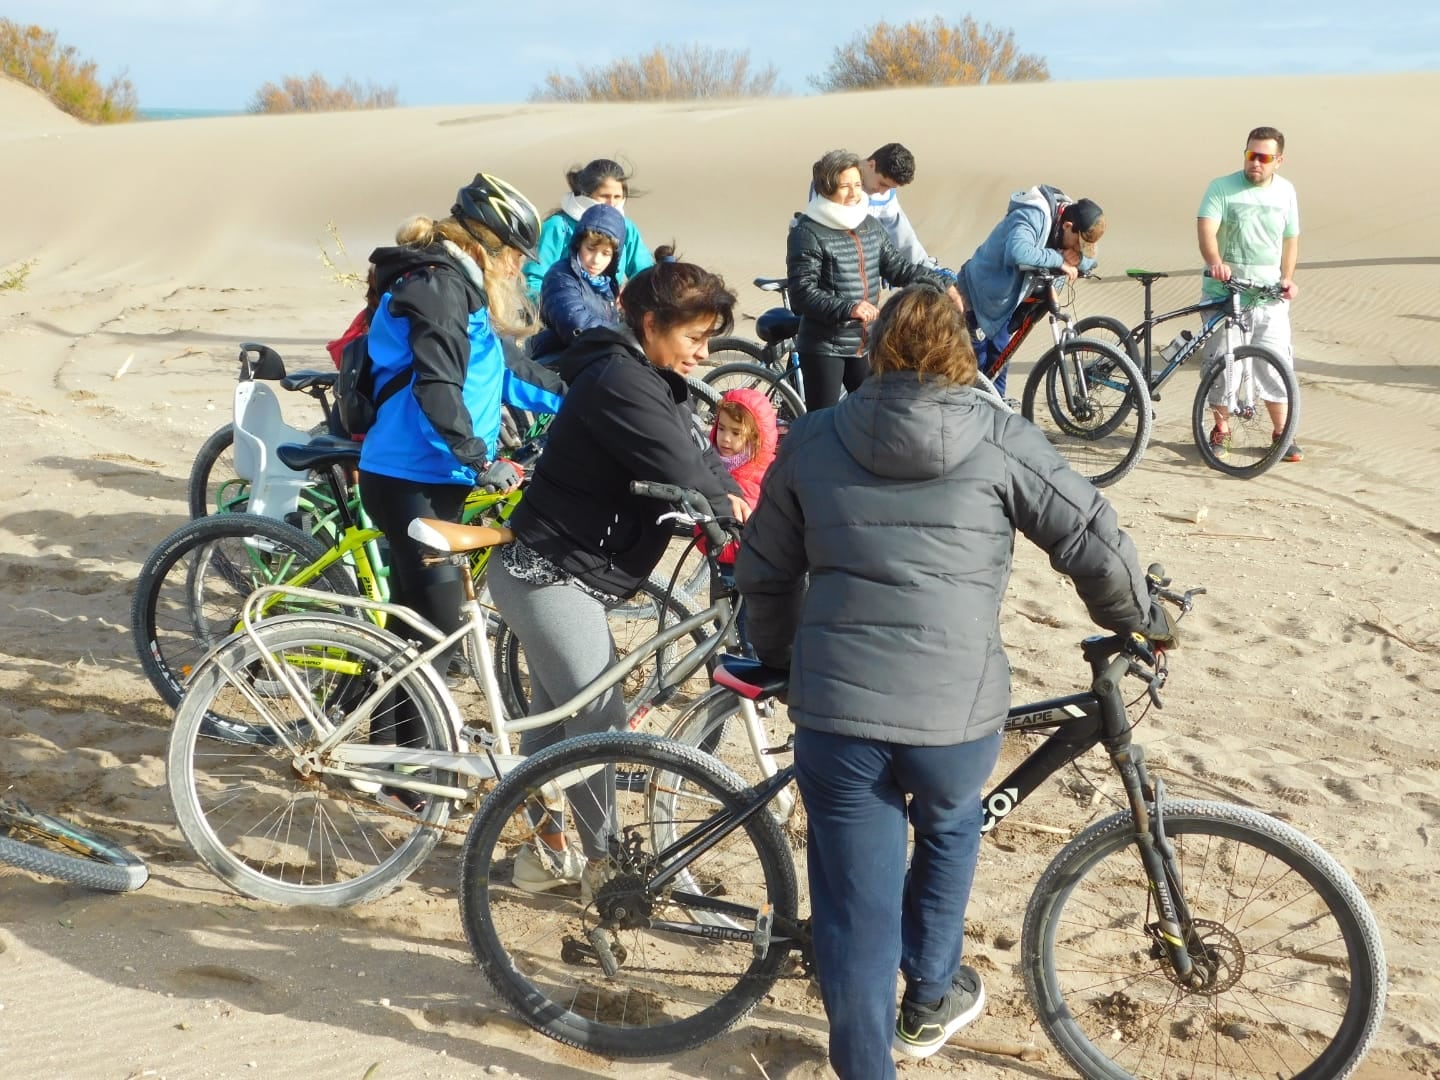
[736,284,1171,1080]
[786,149,963,410]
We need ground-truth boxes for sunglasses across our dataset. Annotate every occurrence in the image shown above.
[1245,150,1278,164]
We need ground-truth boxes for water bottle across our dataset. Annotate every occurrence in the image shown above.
[1158,329,1193,363]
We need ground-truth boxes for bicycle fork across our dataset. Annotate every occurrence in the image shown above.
[1112,743,1212,990]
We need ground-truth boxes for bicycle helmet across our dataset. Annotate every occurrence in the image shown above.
[452,173,542,261]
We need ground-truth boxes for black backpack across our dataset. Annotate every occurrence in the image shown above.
[334,333,411,437]
[333,264,442,437]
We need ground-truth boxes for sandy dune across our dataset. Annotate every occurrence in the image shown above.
[1,70,1438,1078]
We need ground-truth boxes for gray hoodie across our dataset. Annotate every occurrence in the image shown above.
[735,372,1152,746]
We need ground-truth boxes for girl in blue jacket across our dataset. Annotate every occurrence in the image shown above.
[530,203,625,361]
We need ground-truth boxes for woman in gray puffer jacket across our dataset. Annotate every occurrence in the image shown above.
[735,284,1167,1080]
[786,149,961,411]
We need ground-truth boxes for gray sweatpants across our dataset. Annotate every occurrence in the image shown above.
[488,557,625,858]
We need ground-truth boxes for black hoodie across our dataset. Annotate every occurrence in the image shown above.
[508,326,740,598]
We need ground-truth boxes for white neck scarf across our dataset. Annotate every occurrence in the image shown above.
[804,193,868,232]
[562,191,627,220]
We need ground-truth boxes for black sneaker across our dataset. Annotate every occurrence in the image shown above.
[893,965,986,1059]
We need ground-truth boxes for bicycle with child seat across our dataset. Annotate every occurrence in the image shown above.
[1066,270,1301,479]
[456,570,1386,1078]
[189,342,341,520]
[133,434,532,712]
[995,269,1153,486]
[163,482,779,907]
[1,791,149,892]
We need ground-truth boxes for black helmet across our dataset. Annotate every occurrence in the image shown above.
[453,173,542,261]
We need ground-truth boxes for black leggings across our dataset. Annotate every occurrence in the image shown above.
[800,351,870,411]
[358,470,470,745]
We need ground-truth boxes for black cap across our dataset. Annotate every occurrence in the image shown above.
[1061,198,1104,235]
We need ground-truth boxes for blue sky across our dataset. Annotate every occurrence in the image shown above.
[8,0,1439,109]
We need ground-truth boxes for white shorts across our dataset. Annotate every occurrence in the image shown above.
[1203,299,1293,404]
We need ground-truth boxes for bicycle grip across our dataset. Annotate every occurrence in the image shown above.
[630,480,686,503]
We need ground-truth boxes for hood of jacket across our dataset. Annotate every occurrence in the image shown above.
[711,386,779,463]
[1007,185,1062,249]
[832,373,990,481]
[369,241,485,311]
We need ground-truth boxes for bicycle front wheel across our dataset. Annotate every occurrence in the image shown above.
[1023,800,1385,1080]
[132,512,361,708]
[702,335,767,369]
[188,423,243,516]
[168,615,459,906]
[1191,344,1300,479]
[1021,338,1151,487]
[491,576,715,723]
[458,731,799,1058]
[0,801,148,892]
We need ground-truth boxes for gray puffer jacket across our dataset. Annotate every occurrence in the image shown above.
[735,373,1154,747]
[787,215,949,358]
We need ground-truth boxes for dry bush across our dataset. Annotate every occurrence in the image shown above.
[811,16,1049,91]
[531,44,780,102]
[248,72,398,114]
[0,19,136,123]
[1,258,37,292]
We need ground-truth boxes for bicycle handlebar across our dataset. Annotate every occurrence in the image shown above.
[630,481,734,551]
[1202,273,1286,300]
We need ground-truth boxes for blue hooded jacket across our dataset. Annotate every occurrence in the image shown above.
[531,203,624,360]
[359,241,565,486]
[960,186,1097,342]
[522,195,654,298]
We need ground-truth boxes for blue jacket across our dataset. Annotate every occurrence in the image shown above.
[960,186,1097,342]
[359,242,565,486]
[531,255,620,360]
[522,207,654,298]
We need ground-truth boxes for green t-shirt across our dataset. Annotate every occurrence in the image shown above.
[1197,171,1299,300]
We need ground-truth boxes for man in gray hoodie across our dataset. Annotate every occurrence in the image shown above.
[958,185,1105,395]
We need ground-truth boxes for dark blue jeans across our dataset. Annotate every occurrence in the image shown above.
[794,726,1003,1080]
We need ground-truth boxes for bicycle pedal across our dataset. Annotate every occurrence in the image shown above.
[753,901,773,960]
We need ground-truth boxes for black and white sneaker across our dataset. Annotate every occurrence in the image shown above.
[892,965,986,1059]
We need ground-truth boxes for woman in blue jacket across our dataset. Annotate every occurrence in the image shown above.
[521,159,654,297]
[358,174,564,801]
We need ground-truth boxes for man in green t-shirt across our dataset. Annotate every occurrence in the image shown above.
[1197,125,1303,463]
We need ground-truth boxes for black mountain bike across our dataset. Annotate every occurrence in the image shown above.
[456,574,1385,1078]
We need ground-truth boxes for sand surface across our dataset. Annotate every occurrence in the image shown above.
[1,70,1438,1078]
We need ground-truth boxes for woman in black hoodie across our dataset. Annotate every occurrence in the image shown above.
[488,260,746,899]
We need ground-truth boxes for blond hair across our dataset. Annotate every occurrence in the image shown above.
[868,285,977,386]
[394,214,536,338]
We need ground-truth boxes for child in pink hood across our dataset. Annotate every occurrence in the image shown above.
[708,387,779,654]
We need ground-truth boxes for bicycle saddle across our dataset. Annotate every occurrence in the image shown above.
[280,370,339,392]
[1126,268,1169,284]
[408,517,514,553]
[755,307,800,344]
[752,276,787,291]
[276,434,361,473]
[713,654,789,702]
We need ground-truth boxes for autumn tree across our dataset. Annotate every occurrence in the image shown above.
[811,16,1049,91]
[531,44,780,102]
[0,19,137,122]
[248,73,398,114]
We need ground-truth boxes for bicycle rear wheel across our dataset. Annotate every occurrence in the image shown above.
[1191,344,1299,478]
[0,799,148,892]
[168,615,459,906]
[701,336,766,369]
[1021,338,1151,487]
[701,361,805,436]
[458,731,799,1057]
[132,512,361,708]
[1023,800,1385,1080]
